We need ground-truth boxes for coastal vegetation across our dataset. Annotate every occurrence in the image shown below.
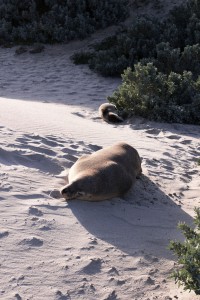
[107,64,200,124]
[0,0,128,44]
[169,207,200,295]
[72,0,200,124]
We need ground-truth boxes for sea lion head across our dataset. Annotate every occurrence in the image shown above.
[61,180,92,201]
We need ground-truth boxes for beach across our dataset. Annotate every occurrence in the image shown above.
[0,29,199,300]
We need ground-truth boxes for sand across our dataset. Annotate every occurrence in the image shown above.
[0,4,199,299]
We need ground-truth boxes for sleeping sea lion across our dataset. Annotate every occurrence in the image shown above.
[61,142,142,201]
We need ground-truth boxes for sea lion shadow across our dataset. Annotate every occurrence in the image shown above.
[68,175,193,259]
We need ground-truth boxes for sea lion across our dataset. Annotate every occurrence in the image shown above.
[98,103,124,123]
[61,142,142,201]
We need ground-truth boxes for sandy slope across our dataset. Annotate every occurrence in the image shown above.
[0,31,199,300]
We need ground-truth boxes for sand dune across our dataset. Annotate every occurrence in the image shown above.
[0,35,199,300]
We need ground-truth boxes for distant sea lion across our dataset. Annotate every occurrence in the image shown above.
[61,142,142,201]
[99,103,125,123]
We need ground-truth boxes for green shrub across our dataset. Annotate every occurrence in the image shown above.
[73,0,200,77]
[0,0,129,44]
[77,16,162,76]
[108,63,200,124]
[70,0,200,124]
[141,43,200,78]
[167,0,200,47]
[169,207,200,295]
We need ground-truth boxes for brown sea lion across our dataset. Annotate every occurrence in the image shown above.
[98,103,124,123]
[61,142,142,201]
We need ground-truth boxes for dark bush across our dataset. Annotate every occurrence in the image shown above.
[78,16,162,76]
[141,42,200,79]
[73,0,200,78]
[108,63,200,124]
[70,0,200,124]
[72,51,94,65]
[0,0,129,44]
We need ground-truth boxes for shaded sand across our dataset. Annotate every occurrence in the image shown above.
[0,11,199,300]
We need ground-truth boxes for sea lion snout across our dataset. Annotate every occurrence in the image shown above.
[61,184,86,200]
[61,185,73,199]
[61,187,67,195]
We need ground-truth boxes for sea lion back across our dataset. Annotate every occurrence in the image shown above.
[61,142,142,201]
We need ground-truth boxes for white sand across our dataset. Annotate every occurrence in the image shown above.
[0,29,199,300]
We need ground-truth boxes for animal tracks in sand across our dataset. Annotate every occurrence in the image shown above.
[1,124,198,211]
[0,128,101,201]
[80,258,102,275]
[25,211,56,232]
[19,236,44,248]
[28,206,43,217]
[0,230,9,239]
[0,121,199,299]
[55,290,70,300]
[143,130,200,195]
